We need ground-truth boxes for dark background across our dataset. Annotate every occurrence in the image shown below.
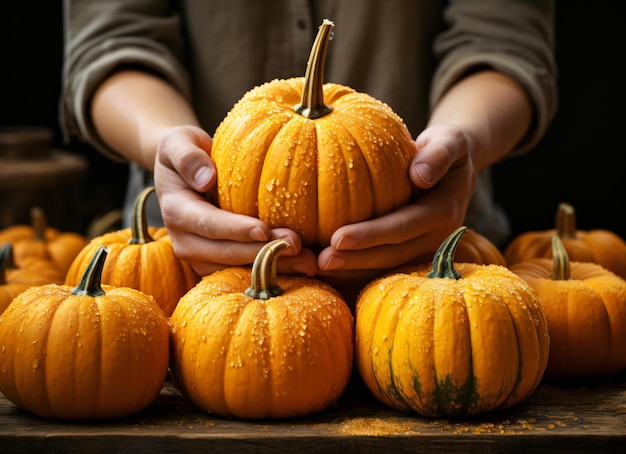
[1,2,625,245]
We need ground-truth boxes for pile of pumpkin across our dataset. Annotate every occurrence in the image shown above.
[1,19,626,422]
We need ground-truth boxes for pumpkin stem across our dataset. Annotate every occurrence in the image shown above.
[30,206,47,241]
[426,226,467,280]
[555,202,577,239]
[293,19,334,119]
[71,245,108,297]
[0,243,16,285]
[245,239,290,300]
[550,233,571,280]
[128,186,155,245]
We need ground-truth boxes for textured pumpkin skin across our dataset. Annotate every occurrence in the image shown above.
[0,282,170,420]
[504,203,626,279]
[211,24,415,246]
[510,258,626,377]
[170,267,354,419]
[355,261,549,417]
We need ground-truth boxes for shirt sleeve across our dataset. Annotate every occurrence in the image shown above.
[60,0,191,162]
[430,0,558,155]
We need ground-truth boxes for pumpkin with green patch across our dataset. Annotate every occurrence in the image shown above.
[354,226,550,417]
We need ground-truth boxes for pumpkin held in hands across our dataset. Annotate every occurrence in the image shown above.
[0,246,170,420]
[211,19,416,246]
[170,239,354,419]
[355,227,549,417]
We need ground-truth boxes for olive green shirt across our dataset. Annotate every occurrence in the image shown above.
[61,0,557,246]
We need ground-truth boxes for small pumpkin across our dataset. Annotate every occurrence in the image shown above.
[504,202,626,279]
[65,186,198,316]
[355,226,549,417]
[0,243,65,314]
[510,234,626,377]
[170,239,354,419]
[211,19,416,246]
[0,245,170,420]
[0,207,88,273]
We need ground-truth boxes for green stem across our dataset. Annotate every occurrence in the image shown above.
[71,245,108,297]
[555,202,576,239]
[244,239,290,300]
[427,226,468,280]
[293,19,334,119]
[550,233,570,280]
[128,186,155,245]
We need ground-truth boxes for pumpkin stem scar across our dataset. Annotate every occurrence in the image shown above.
[293,19,334,119]
[427,226,467,280]
[245,239,290,300]
[71,245,107,297]
[550,233,571,280]
[128,186,155,245]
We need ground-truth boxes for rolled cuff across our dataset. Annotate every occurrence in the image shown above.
[429,51,557,156]
[60,46,191,162]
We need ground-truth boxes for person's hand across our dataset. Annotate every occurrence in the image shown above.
[316,123,476,281]
[153,125,318,277]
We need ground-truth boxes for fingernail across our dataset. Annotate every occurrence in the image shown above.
[292,262,313,276]
[335,235,355,250]
[322,255,345,271]
[414,162,433,185]
[193,166,213,187]
[249,226,269,241]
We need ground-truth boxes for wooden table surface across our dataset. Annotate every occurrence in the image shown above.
[1,370,625,453]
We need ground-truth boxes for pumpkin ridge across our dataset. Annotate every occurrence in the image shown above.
[231,298,273,416]
[40,293,79,418]
[332,104,412,216]
[8,296,48,412]
[315,118,374,242]
[374,282,412,410]
[259,118,319,244]
[221,109,295,216]
[218,297,249,416]
[287,293,341,412]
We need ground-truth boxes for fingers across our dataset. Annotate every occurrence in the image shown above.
[410,124,472,189]
[155,125,216,193]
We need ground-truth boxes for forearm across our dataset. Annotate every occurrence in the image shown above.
[428,70,533,171]
[91,69,201,170]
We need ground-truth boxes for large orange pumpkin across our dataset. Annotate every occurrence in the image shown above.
[355,227,549,417]
[170,239,354,419]
[510,234,626,377]
[211,19,416,246]
[0,207,87,273]
[504,202,626,279]
[65,186,198,316]
[0,245,170,420]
